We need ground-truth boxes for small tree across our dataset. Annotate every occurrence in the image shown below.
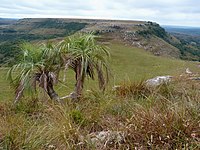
[7,42,62,103]
[60,33,110,98]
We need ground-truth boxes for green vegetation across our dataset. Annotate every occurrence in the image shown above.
[7,42,63,102]
[0,20,87,43]
[33,19,87,31]
[0,19,87,65]
[0,40,200,149]
[7,34,111,101]
[0,20,199,149]
[0,76,199,149]
[136,22,200,61]
[109,42,198,82]
[4,40,199,100]
[0,41,21,66]
[1,18,200,65]
[136,22,167,39]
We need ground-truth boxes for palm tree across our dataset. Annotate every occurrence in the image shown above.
[59,33,110,98]
[7,42,62,103]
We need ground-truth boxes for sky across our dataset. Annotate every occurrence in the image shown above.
[0,0,200,27]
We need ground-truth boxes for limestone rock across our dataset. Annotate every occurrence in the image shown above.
[146,76,172,87]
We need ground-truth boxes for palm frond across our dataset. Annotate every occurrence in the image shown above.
[15,79,25,102]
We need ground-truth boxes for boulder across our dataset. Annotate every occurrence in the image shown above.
[146,76,172,87]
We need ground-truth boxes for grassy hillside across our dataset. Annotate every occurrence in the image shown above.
[0,19,88,65]
[0,41,199,149]
[0,18,87,42]
[0,19,199,149]
[1,41,199,101]
[0,68,13,101]
[110,42,198,81]
[1,18,200,65]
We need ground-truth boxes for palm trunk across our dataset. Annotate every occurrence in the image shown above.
[47,82,60,101]
[36,72,60,102]
[74,63,84,98]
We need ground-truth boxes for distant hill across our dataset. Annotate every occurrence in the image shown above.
[163,25,200,44]
[0,18,88,42]
[0,18,200,65]
[0,18,18,25]
[163,25,200,61]
[163,25,200,36]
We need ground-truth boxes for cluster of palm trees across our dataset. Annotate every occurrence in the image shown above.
[7,33,110,103]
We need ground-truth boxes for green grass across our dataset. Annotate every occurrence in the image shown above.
[0,78,199,149]
[0,42,200,149]
[49,41,200,99]
[1,41,199,101]
[109,42,199,82]
[0,68,13,101]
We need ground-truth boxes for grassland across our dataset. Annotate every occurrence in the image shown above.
[3,40,197,100]
[109,41,198,82]
[0,42,199,149]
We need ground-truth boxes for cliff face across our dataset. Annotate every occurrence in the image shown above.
[80,20,181,58]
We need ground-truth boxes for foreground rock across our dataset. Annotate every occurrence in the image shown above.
[78,130,125,149]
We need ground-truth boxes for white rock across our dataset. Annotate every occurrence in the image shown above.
[186,68,192,74]
[88,130,124,148]
[146,76,172,87]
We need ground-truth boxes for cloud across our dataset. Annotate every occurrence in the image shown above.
[0,0,200,27]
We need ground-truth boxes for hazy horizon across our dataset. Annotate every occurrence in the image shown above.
[1,0,200,27]
[1,17,200,28]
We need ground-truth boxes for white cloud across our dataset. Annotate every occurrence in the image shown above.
[0,0,200,27]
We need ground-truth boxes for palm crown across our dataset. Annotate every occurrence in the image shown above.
[7,42,62,102]
[60,33,110,97]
